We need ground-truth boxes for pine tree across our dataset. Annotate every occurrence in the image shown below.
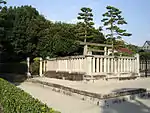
[101,6,132,55]
[77,7,94,55]
[77,7,94,43]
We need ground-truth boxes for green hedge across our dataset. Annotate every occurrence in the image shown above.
[140,52,150,59]
[0,62,27,74]
[30,61,39,75]
[0,78,60,113]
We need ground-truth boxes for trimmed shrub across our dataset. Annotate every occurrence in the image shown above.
[0,78,60,113]
[30,61,39,75]
[30,57,40,75]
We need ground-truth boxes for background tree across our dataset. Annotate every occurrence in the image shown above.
[0,5,81,62]
[101,6,132,55]
[0,0,7,59]
[126,43,140,54]
[37,22,79,58]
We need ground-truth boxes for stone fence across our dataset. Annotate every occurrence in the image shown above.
[39,54,140,80]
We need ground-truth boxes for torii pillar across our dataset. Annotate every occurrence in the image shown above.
[83,44,88,55]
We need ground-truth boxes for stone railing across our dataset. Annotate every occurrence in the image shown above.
[46,55,86,74]
[40,54,140,79]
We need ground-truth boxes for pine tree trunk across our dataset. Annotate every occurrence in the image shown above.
[112,39,114,56]
[83,29,87,55]
[0,103,3,113]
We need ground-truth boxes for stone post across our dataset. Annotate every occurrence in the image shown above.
[27,57,31,77]
[39,57,43,77]
[92,57,95,73]
[104,47,107,55]
[118,58,120,79]
[135,54,140,77]
[104,57,107,80]
[83,45,88,55]
[43,60,46,73]
[100,58,103,73]
[86,55,92,76]
[96,58,99,73]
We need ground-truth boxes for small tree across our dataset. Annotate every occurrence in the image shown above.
[77,7,94,43]
[101,6,132,55]
[77,7,94,55]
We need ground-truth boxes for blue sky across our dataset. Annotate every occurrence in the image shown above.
[6,0,150,46]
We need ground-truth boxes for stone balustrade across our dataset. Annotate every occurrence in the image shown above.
[40,54,140,79]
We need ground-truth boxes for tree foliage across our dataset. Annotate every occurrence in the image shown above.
[101,6,132,52]
[0,5,105,62]
[37,22,79,58]
[0,0,6,52]
[0,0,6,4]
[101,6,132,39]
[77,7,94,42]
[139,52,150,60]
[0,6,47,61]
[0,0,6,9]
[126,44,140,54]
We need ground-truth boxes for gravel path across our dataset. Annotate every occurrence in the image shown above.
[17,78,150,113]
[18,82,100,113]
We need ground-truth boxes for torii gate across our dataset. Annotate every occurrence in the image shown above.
[78,41,113,55]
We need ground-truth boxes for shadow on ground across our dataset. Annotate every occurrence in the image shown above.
[0,61,29,85]
[102,88,150,113]
[0,73,28,83]
[102,99,150,113]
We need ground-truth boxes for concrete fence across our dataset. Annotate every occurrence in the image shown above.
[39,54,140,80]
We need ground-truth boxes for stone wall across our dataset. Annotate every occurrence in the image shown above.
[44,71,84,81]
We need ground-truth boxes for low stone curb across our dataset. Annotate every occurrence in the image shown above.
[26,79,146,100]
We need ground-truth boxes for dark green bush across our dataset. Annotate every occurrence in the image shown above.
[30,61,39,75]
[0,62,27,74]
[140,52,150,60]
[0,78,60,113]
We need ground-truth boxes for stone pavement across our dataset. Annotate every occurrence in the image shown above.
[18,78,150,113]
[29,77,150,94]
[18,82,100,113]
